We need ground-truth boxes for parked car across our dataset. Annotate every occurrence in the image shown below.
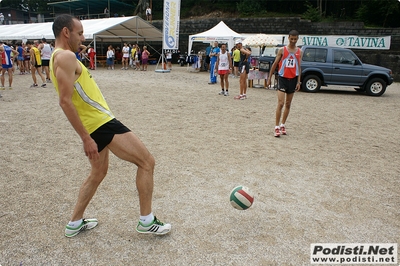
[300,46,394,96]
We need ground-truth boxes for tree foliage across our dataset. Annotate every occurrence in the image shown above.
[236,0,262,17]
[1,0,399,27]
[1,0,49,12]
[356,0,400,27]
[303,1,322,22]
[177,0,400,27]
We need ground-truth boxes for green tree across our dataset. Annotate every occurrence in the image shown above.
[303,1,321,22]
[356,0,400,27]
[236,0,261,17]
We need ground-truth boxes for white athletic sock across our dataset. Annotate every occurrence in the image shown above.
[280,123,285,127]
[140,213,154,225]
[68,219,83,228]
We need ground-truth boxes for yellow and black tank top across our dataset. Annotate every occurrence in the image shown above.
[32,47,42,65]
[50,48,114,134]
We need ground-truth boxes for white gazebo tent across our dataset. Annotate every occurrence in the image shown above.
[0,16,162,43]
[188,21,242,54]
[0,16,162,66]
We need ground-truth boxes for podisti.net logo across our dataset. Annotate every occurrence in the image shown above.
[310,243,398,264]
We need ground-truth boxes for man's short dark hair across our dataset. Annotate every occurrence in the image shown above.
[26,40,33,45]
[289,30,299,36]
[52,14,78,38]
[42,38,47,42]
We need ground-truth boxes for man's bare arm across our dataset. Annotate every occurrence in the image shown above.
[54,51,99,159]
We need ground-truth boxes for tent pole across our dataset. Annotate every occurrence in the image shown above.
[136,17,139,44]
[144,41,160,56]
[94,36,97,69]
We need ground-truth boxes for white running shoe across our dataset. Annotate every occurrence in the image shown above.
[65,218,98,237]
[136,216,171,235]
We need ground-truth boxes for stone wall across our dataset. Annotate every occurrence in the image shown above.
[152,17,400,81]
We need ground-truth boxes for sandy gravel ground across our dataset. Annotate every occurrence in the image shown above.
[0,64,399,265]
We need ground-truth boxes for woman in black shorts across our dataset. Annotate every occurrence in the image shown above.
[234,40,252,100]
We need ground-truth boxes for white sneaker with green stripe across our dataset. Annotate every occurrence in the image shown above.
[65,218,98,237]
[136,216,171,235]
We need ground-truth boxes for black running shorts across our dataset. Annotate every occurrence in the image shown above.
[239,62,250,74]
[90,118,131,152]
[278,76,297,94]
[42,59,50,67]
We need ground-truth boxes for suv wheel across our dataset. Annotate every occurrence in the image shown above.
[302,75,321,93]
[365,78,386,97]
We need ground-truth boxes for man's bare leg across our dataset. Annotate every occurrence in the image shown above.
[108,132,154,216]
[70,148,109,221]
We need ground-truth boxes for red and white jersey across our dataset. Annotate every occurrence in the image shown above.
[1,45,13,68]
[278,46,301,79]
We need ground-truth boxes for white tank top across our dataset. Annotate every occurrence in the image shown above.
[41,43,52,60]
[218,51,229,70]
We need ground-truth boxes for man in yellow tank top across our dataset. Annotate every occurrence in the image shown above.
[232,46,241,77]
[26,40,46,88]
[50,14,171,237]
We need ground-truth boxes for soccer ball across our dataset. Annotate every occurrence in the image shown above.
[230,186,254,210]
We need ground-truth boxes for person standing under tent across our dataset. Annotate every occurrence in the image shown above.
[106,45,115,70]
[26,40,46,88]
[121,43,129,70]
[208,41,220,85]
[128,43,134,68]
[232,45,241,77]
[41,38,53,82]
[87,45,96,70]
[16,42,25,75]
[130,44,136,69]
[0,41,19,91]
[215,43,232,96]
[141,46,150,71]
[135,44,141,70]
[24,43,31,74]
[233,39,251,100]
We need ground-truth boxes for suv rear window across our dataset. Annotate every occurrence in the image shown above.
[303,48,327,63]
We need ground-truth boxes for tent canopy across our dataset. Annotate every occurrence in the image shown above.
[0,16,161,43]
[188,21,242,54]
